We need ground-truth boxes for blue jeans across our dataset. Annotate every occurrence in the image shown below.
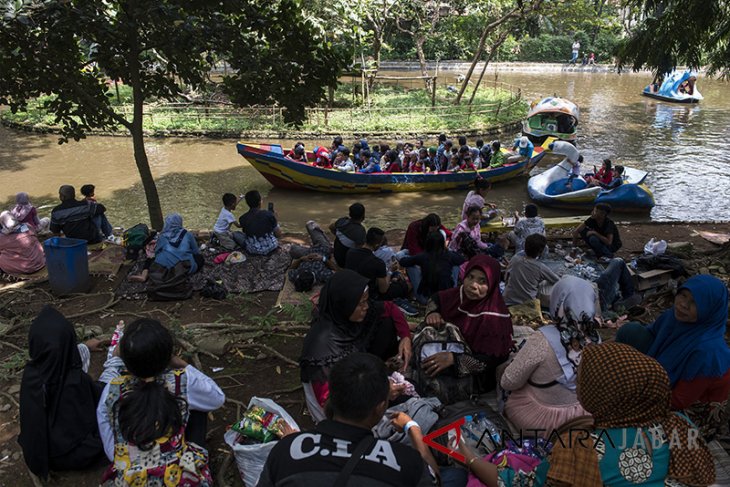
[93,214,113,237]
[585,234,614,258]
[597,258,635,310]
[570,52,578,63]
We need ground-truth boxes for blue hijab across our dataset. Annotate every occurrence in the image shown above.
[647,274,730,386]
[160,213,186,248]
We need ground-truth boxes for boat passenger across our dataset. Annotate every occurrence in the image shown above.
[461,177,498,222]
[238,190,282,256]
[97,319,225,486]
[461,154,476,171]
[599,164,624,190]
[616,274,730,441]
[330,202,366,268]
[502,275,598,436]
[572,203,622,259]
[510,203,546,254]
[19,306,106,480]
[50,184,107,244]
[447,153,462,172]
[329,135,346,165]
[413,148,429,172]
[488,141,506,168]
[476,138,492,166]
[400,231,464,304]
[154,213,204,273]
[512,136,534,162]
[502,234,560,307]
[287,143,307,163]
[386,153,404,173]
[0,211,45,275]
[360,151,382,173]
[334,149,356,172]
[423,255,513,394]
[461,342,716,487]
[436,140,453,171]
[313,146,331,168]
[299,271,412,422]
[586,158,613,186]
[357,149,374,171]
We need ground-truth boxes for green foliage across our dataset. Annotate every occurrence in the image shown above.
[618,0,730,78]
[514,32,620,63]
[279,302,314,324]
[249,309,279,328]
[0,351,28,381]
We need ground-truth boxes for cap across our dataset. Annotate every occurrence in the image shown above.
[519,136,529,148]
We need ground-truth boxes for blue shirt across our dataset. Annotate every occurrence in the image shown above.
[154,231,200,273]
[514,140,534,160]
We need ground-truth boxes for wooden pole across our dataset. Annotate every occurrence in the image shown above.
[431,76,437,108]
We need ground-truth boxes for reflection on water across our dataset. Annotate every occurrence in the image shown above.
[1,70,729,231]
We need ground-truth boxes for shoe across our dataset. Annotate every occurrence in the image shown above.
[614,293,643,313]
[394,298,418,317]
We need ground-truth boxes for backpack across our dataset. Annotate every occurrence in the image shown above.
[123,223,150,260]
[410,323,474,405]
[200,278,227,300]
[147,261,193,301]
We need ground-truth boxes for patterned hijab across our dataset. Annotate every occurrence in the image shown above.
[647,274,730,386]
[436,255,513,357]
[11,192,33,222]
[549,342,715,486]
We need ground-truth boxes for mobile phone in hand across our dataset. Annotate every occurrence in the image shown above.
[268,202,274,212]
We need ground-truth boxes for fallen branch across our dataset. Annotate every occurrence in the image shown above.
[185,322,310,332]
[177,337,220,361]
[236,343,298,367]
[0,340,24,352]
[0,391,19,408]
[65,295,120,319]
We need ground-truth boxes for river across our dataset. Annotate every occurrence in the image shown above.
[1,69,729,232]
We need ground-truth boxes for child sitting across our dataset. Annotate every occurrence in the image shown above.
[286,142,307,162]
[447,153,462,172]
[488,141,506,168]
[359,150,381,173]
[213,192,245,250]
[461,155,476,171]
[600,165,624,190]
[80,184,114,238]
[127,235,158,282]
[313,146,331,168]
[334,149,356,172]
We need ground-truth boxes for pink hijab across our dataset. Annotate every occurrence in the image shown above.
[11,192,33,222]
[436,255,513,357]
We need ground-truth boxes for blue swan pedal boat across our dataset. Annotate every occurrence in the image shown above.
[642,70,703,104]
[527,159,655,212]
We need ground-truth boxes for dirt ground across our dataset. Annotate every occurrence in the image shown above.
[1,221,729,486]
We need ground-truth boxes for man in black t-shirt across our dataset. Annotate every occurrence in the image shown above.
[238,190,282,255]
[329,202,366,268]
[346,227,410,302]
[572,203,622,258]
[50,185,106,244]
[258,353,433,487]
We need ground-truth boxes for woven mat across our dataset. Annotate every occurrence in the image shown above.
[0,266,49,284]
[275,273,322,308]
[708,440,730,487]
[88,244,125,276]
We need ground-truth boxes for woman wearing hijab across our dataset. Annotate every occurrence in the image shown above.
[154,213,203,274]
[423,255,513,394]
[547,342,715,487]
[300,270,412,422]
[0,211,45,275]
[501,276,600,437]
[617,274,730,440]
[18,306,106,479]
[11,192,42,229]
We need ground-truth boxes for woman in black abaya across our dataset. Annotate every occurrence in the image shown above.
[18,305,105,479]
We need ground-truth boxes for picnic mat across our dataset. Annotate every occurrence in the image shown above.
[116,247,292,299]
[275,273,323,308]
[708,440,730,487]
[88,243,125,276]
[0,266,49,284]
[694,230,730,246]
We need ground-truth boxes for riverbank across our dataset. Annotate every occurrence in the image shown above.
[0,220,729,486]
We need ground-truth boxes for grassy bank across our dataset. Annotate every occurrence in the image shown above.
[1,83,527,135]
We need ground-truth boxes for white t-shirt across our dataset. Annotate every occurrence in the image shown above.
[572,42,580,53]
[214,207,236,234]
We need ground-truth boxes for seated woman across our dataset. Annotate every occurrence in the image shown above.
[97,319,225,486]
[11,192,48,232]
[19,306,106,480]
[286,142,307,162]
[400,231,464,304]
[501,276,600,437]
[460,342,715,487]
[617,274,730,440]
[422,255,513,394]
[299,270,412,422]
[0,211,45,275]
[449,206,490,256]
[154,213,203,274]
[585,158,613,186]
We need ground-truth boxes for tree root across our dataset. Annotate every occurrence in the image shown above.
[65,295,120,319]
[0,391,19,408]
[266,384,303,396]
[185,322,310,332]
[236,343,298,367]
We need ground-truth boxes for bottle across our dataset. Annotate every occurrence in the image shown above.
[460,416,481,449]
[108,320,125,360]
[476,413,501,449]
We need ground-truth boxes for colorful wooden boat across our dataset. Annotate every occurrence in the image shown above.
[527,158,655,212]
[237,143,545,194]
[642,70,702,104]
[522,97,579,144]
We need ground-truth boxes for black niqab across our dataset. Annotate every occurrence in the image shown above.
[18,306,99,478]
[300,270,382,382]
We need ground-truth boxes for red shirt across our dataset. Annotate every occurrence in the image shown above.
[671,368,730,410]
[402,220,453,255]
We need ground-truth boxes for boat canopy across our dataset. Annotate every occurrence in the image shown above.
[526,97,580,123]
[658,70,699,97]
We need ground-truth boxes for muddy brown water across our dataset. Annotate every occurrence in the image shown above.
[1,70,729,233]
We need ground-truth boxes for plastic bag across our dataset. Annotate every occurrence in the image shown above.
[644,238,667,256]
[224,397,300,487]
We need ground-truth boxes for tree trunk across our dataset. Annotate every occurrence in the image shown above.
[468,33,508,106]
[415,37,430,90]
[131,85,163,230]
[368,31,383,91]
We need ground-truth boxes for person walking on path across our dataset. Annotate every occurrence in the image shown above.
[570,40,580,64]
